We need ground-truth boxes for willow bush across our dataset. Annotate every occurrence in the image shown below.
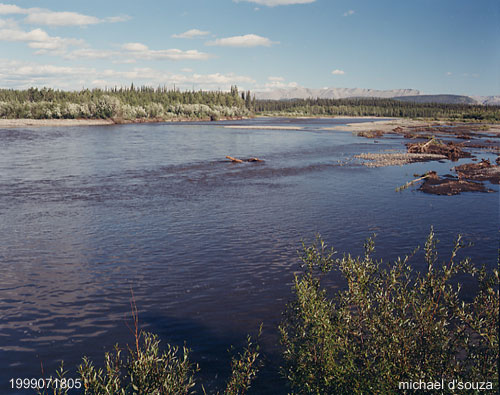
[279,230,499,394]
[39,329,261,395]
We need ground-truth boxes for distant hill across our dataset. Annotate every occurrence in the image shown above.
[392,95,476,105]
[254,87,420,101]
[470,96,500,105]
[254,87,500,106]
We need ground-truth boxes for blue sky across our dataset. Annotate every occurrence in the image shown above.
[0,0,498,95]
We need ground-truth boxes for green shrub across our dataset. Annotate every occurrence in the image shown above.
[39,328,261,395]
[78,332,196,394]
[279,230,499,394]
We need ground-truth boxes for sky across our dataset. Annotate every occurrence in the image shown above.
[0,0,498,95]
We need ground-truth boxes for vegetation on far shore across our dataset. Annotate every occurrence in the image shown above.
[39,230,498,394]
[1,86,500,123]
[255,97,500,121]
[0,85,253,122]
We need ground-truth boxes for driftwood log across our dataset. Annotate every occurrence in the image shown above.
[226,155,243,163]
[395,171,437,192]
[226,156,263,163]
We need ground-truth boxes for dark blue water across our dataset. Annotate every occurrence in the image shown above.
[0,118,498,394]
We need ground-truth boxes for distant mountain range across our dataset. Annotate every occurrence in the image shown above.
[254,87,500,105]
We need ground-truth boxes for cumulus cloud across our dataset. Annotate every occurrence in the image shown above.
[105,15,131,23]
[259,76,298,90]
[234,0,315,6]
[172,29,210,39]
[191,72,255,85]
[343,10,355,17]
[0,17,18,28]
[121,42,213,60]
[207,34,277,47]
[0,59,255,91]
[0,3,24,14]
[268,76,285,82]
[24,11,100,26]
[331,69,345,75]
[64,43,213,62]
[0,26,84,52]
[0,2,130,26]
[0,59,94,89]
[65,48,119,60]
[265,81,298,89]
[122,42,149,52]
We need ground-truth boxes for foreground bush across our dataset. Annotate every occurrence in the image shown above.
[279,230,499,394]
[40,329,261,395]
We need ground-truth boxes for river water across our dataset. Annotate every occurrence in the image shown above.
[0,118,498,394]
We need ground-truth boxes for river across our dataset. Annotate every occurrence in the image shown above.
[0,118,498,394]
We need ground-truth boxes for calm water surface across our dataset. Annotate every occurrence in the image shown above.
[0,118,498,393]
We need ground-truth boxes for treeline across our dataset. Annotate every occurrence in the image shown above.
[0,85,254,121]
[2,86,499,122]
[254,97,500,121]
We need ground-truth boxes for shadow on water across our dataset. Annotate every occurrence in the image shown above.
[1,311,288,395]
[142,313,288,395]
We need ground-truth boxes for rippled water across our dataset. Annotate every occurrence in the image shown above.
[0,118,498,394]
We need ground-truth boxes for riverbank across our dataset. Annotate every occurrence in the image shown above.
[0,116,247,128]
[0,118,115,127]
[2,116,499,134]
[0,115,387,129]
[324,118,500,135]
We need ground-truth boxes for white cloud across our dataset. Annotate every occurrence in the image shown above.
[0,59,95,89]
[121,42,213,60]
[446,72,453,76]
[0,17,18,28]
[207,34,277,47]
[181,68,193,72]
[0,2,130,26]
[65,48,119,60]
[105,15,131,23]
[0,26,84,52]
[24,11,100,26]
[343,10,355,17]
[0,59,256,91]
[264,80,298,89]
[149,49,212,61]
[331,69,345,75]
[0,3,25,14]
[172,29,210,39]
[15,64,89,76]
[259,76,298,89]
[64,43,212,62]
[191,72,255,85]
[122,42,149,52]
[234,0,315,6]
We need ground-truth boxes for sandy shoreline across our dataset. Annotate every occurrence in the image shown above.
[323,119,500,135]
[224,125,304,130]
[323,119,439,133]
[0,118,116,128]
[0,116,245,128]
